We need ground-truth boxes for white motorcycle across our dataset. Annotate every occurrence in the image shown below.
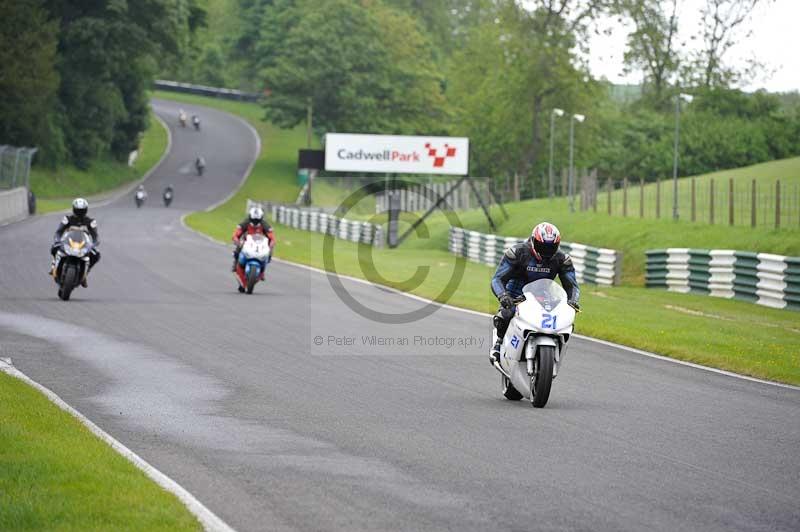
[491,279,576,408]
[235,234,271,294]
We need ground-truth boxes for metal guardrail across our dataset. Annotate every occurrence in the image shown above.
[448,227,622,286]
[0,145,37,190]
[154,80,261,102]
[247,200,383,247]
[645,248,800,310]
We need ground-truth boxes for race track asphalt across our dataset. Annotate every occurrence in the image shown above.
[1,99,798,532]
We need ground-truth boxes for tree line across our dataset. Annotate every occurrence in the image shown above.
[3,0,798,184]
[207,0,799,186]
[0,0,203,168]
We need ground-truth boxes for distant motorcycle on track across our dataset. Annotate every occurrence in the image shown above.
[491,279,577,408]
[135,186,147,208]
[163,185,174,207]
[234,234,271,294]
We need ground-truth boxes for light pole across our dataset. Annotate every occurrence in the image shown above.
[548,108,565,198]
[672,92,693,220]
[568,113,585,213]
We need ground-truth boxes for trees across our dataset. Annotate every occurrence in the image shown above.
[0,0,61,160]
[446,0,608,181]
[258,0,446,135]
[0,0,202,168]
[685,0,769,88]
[616,0,680,103]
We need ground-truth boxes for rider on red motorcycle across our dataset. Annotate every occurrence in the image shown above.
[231,206,275,279]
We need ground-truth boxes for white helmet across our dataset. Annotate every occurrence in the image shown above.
[72,198,88,217]
[248,206,264,224]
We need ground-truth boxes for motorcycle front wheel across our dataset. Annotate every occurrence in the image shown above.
[531,345,555,408]
[59,263,78,301]
[246,267,258,294]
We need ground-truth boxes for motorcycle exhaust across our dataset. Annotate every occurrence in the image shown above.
[491,360,513,381]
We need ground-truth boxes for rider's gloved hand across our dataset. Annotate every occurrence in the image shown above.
[499,292,515,309]
[568,300,581,312]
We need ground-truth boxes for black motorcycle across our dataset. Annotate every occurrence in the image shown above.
[53,229,93,301]
[163,187,173,207]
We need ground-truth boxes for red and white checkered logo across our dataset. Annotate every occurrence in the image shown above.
[425,143,457,168]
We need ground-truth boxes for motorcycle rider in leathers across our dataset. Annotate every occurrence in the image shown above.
[489,222,580,365]
[231,206,275,279]
[50,198,100,287]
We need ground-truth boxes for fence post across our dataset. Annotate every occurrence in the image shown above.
[513,173,520,202]
[691,177,696,222]
[729,178,734,226]
[775,179,781,229]
[751,179,756,228]
[607,179,612,215]
[710,178,715,225]
[639,179,644,218]
[623,178,628,217]
[656,179,661,218]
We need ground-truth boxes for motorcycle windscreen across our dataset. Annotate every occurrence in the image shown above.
[521,279,566,312]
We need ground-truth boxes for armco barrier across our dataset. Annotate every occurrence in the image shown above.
[154,80,260,102]
[449,227,622,285]
[0,187,28,225]
[247,200,383,247]
[645,248,799,310]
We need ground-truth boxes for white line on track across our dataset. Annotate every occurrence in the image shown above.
[179,218,800,392]
[0,358,236,532]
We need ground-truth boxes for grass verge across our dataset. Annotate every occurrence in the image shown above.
[0,371,199,531]
[164,92,799,385]
[30,110,168,214]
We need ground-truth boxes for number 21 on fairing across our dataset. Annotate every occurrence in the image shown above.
[510,335,520,348]
[541,314,557,329]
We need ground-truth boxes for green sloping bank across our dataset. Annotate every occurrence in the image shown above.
[0,372,199,531]
[167,92,799,385]
[30,109,168,214]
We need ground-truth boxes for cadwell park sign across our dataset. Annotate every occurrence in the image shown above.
[325,133,469,175]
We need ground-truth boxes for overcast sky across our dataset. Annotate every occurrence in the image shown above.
[586,0,799,92]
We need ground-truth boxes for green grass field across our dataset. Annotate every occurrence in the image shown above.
[30,110,168,214]
[166,91,799,384]
[591,156,800,228]
[0,372,199,531]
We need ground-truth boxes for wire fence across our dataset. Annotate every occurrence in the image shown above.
[484,168,799,229]
[576,176,800,229]
[0,145,37,190]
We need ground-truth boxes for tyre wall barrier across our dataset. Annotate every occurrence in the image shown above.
[645,248,800,311]
[448,227,622,286]
[0,187,29,225]
[247,200,383,247]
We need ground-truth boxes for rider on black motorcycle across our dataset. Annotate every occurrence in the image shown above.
[489,222,580,365]
[50,198,100,287]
